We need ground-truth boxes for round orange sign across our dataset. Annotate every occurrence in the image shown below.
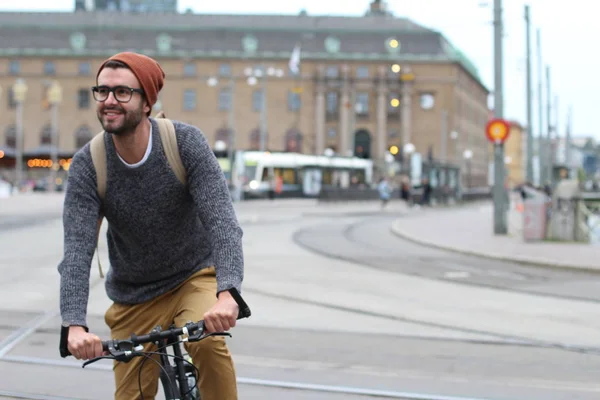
[485,119,510,144]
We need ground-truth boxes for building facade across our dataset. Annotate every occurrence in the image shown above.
[75,0,178,13]
[504,121,525,187]
[0,4,490,186]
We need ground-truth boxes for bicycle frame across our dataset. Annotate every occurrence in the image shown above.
[59,287,251,400]
[153,324,199,400]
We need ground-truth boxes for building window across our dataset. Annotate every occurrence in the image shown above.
[287,90,301,112]
[218,63,232,77]
[4,125,16,148]
[326,92,338,113]
[249,129,260,150]
[9,60,20,76]
[284,129,303,153]
[356,66,369,79]
[215,128,230,146]
[40,124,53,145]
[218,87,231,111]
[78,62,91,75]
[355,92,369,116]
[325,66,339,78]
[327,127,336,138]
[183,89,196,111]
[252,89,264,112]
[75,125,92,148]
[44,61,56,76]
[8,88,16,109]
[78,89,90,109]
[183,62,196,77]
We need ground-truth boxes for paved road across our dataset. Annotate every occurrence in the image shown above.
[2,197,600,400]
[294,215,600,303]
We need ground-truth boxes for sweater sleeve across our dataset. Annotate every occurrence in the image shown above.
[57,146,103,327]
[175,123,244,294]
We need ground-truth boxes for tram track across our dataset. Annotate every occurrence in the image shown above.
[1,213,598,400]
[293,216,600,305]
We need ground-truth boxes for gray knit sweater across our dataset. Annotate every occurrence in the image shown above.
[58,118,244,328]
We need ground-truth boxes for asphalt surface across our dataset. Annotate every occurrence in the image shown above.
[294,215,600,303]
[1,200,600,400]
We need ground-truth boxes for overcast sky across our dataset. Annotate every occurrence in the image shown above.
[1,0,596,140]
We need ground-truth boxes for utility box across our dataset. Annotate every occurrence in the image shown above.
[522,187,549,241]
[547,180,585,242]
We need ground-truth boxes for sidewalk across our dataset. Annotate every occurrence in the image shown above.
[391,199,600,272]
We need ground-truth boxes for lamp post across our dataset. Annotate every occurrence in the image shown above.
[403,142,415,183]
[12,79,28,192]
[47,80,62,192]
[208,75,240,201]
[245,66,285,152]
[463,148,473,189]
[450,130,459,163]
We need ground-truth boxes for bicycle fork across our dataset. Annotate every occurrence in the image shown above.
[156,328,196,400]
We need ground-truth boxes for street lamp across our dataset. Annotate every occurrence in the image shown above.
[12,79,28,192]
[450,130,459,162]
[245,65,285,152]
[47,80,62,192]
[463,148,473,188]
[403,142,415,181]
[206,75,238,201]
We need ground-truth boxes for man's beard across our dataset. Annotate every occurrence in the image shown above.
[97,103,144,137]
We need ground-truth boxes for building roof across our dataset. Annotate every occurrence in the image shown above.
[0,11,486,90]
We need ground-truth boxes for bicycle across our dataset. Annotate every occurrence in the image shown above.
[59,288,251,400]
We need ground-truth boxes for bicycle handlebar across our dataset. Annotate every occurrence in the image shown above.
[59,287,251,359]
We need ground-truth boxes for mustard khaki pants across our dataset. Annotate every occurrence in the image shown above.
[104,267,238,400]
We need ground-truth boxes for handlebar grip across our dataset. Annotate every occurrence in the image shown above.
[228,288,251,319]
[59,325,71,358]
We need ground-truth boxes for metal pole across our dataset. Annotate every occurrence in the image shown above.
[50,103,59,192]
[525,4,534,183]
[536,29,544,185]
[259,70,268,152]
[554,94,559,156]
[227,78,239,202]
[545,66,552,185]
[349,89,357,156]
[441,110,448,163]
[15,100,24,192]
[493,0,508,234]
[565,105,572,177]
[468,159,472,188]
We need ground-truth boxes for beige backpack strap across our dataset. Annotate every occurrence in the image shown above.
[89,131,107,278]
[155,118,187,185]
[90,132,107,200]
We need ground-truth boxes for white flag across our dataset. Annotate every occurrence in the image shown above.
[289,44,301,76]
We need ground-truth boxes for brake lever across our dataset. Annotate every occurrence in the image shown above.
[82,355,115,368]
[188,332,231,343]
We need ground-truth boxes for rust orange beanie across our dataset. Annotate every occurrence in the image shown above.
[97,52,165,115]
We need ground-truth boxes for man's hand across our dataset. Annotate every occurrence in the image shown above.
[203,290,239,333]
[67,326,104,360]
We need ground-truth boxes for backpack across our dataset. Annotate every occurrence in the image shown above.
[88,112,187,277]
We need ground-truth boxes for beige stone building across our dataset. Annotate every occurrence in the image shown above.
[504,121,526,187]
[0,2,491,186]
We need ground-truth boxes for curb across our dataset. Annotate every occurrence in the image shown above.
[390,220,600,275]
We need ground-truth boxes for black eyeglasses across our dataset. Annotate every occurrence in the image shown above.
[91,85,144,103]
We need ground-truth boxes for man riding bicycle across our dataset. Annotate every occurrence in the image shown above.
[58,52,245,400]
